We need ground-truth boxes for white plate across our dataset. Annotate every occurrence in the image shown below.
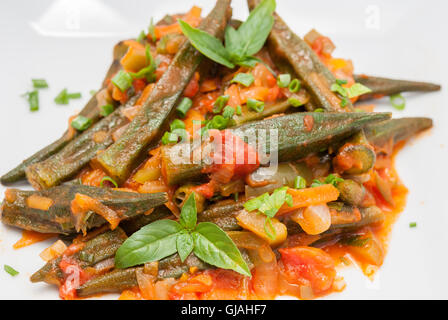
[0,0,447,300]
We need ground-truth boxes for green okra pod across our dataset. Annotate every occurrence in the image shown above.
[1,184,167,234]
[354,74,441,101]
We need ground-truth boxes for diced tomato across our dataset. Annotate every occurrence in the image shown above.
[183,72,200,98]
[132,78,147,93]
[225,84,242,107]
[279,246,336,295]
[252,63,277,88]
[240,87,269,103]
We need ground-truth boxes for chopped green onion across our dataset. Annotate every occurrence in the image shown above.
[340,97,349,108]
[100,176,118,188]
[54,88,69,105]
[390,94,406,110]
[336,79,348,85]
[24,90,39,112]
[100,104,114,117]
[247,98,264,113]
[222,106,235,119]
[137,30,146,43]
[236,105,242,116]
[288,97,304,107]
[111,70,133,92]
[176,97,193,118]
[67,92,82,99]
[345,83,372,98]
[213,95,230,114]
[277,74,291,88]
[409,222,417,228]
[288,79,301,93]
[32,79,48,89]
[231,73,254,87]
[314,108,324,113]
[210,115,229,130]
[4,265,19,277]
[148,18,156,42]
[294,176,306,189]
[330,83,347,97]
[170,119,186,131]
[71,115,92,131]
[162,132,179,145]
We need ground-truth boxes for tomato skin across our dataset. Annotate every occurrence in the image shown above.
[132,78,147,93]
[183,72,200,98]
[279,246,336,295]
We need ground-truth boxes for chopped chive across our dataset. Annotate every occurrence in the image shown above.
[231,73,254,87]
[170,119,186,131]
[32,79,48,89]
[100,176,118,188]
[148,18,156,42]
[137,30,146,43]
[247,98,264,113]
[100,104,114,117]
[288,97,304,107]
[111,70,133,92]
[294,176,306,189]
[210,115,229,130]
[277,74,291,88]
[4,265,19,277]
[176,97,193,118]
[162,132,179,145]
[213,95,230,114]
[71,115,92,131]
[314,108,324,113]
[390,93,406,110]
[67,92,81,99]
[340,97,349,108]
[54,88,69,105]
[288,79,301,93]
[222,106,235,119]
[409,222,417,228]
[236,105,242,116]
[24,90,39,112]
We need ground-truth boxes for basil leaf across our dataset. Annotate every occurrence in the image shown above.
[237,0,276,56]
[179,20,235,69]
[179,192,197,230]
[177,231,194,262]
[115,220,183,268]
[236,56,259,68]
[192,222,251,277]
[225,26,244,61]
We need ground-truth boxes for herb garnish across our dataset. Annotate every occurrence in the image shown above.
[115,193,251,276]
[179,0,276,69]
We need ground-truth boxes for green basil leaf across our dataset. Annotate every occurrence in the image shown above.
[179,20,235,69]
[179,192,197,230]
[237,0,276,56]
[176,231,194,262]
[225,26,244,60]
[193,223,251,277]
[115,220,183,268]
[236,56,259,68]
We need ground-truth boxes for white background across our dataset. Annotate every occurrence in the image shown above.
[0,0,447,299]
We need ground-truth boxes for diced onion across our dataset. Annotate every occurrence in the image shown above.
[39,240,67,261]
[291,204,331,235]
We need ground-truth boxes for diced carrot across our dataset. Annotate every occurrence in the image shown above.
[135,83,155,106]
[200,78,219,93]
[13,230,57,250]
[112,86,128,104]
[119,288,143,300]
[277,185,340,215]
[154,6,202,39]
[184,109,204,137]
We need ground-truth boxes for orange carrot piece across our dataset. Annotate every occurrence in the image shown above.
[277,185,340,215]
[13,230,57,250]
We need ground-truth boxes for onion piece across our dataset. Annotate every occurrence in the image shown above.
[236,210,287,246]
[290,204,331,235]
[39,240,67,261]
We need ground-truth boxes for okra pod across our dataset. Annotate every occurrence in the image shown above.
[162,112,391,185]
[94,0,232,184]
[1,184,167,234]
[354,74,441,101]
